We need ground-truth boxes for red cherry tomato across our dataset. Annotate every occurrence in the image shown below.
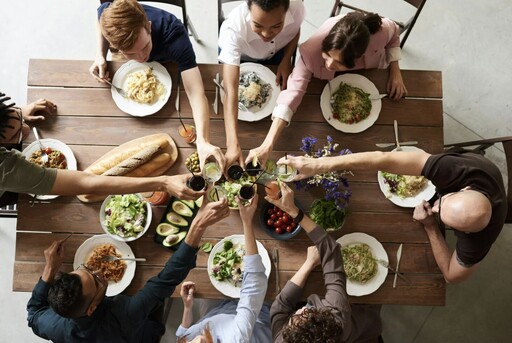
[44,147,53,154]
[267,209,273,215]
[290,222,297,228]
[275,227,283,234]
[270,214,277,220]
[277,210,283,217]
[286,226,293,233]
[275,219,282,227]
[282,214,289,223]
[267,219,274,227]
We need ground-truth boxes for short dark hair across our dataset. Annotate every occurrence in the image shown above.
[247,0,290,12]
[0,92,18,141]
[321,12,382,69]
[48,272,86,318]
[282,307,343,343]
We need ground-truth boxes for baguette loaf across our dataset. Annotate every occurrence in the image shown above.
[103,144,160,176]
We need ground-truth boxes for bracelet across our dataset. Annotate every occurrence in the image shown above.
[293,208,304,223]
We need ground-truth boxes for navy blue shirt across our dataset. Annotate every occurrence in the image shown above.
[98,3,197,72]
[27,242,198,343]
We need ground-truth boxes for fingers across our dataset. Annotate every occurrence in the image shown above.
[275,72,281,87]
[281,76,288,90]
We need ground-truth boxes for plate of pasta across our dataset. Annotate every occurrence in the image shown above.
[112,61,171,117]
[377,146,436,207]
[337,232,388,296]
[320,74,382,133]
[220,63,280,121]
[22,138,77,200]
[74,234,136,296]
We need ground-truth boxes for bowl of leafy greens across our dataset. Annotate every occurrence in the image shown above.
[309,199,347,232]
[100,194,152,242]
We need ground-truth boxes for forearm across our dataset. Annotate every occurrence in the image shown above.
[223,65,241,148]
[41,265,58,283]
[182,68,210,144]
[184,222,207,248]
[259,117,287,151]
[51,170,167,195]
[423,224,456,279]
[95,20,109,59]
[388,61,401,77]
[289,262,314,288]
[242,220,257,256]
[282,31,300,61]
[180,307,194,328]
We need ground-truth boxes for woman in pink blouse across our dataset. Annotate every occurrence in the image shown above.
[246,12,408,167]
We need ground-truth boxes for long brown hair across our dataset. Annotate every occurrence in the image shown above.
[321,12,382,68]
[100,0,148,51]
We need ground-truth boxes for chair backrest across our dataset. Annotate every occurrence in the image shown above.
[444,137,512,224]
[330,0,427,48]
[99,0,188,28]
[217,0,245,32]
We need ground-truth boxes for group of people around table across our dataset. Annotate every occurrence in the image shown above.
[0,0,507,342]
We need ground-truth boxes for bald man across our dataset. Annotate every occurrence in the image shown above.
[277,150,507,284]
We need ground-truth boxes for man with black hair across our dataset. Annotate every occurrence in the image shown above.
[27,197,230,343]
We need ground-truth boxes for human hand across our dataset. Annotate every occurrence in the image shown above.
[164,174,205,200]
[276,155,322,181]
[197,141,226,173]
[276,60,292,90]
[237,193,258,225]
[20,99,57,122]
[180,281,196,309]
[43,240,65,281]
[264,182,299,217]
[387,65,407,101]
[245,144,272,172]
[304,246,321,269]
[225,144,244,171]
[192,195,230,229]
[413,200,437,229]
[89,56,110,82]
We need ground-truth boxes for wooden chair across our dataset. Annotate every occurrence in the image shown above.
[100,0,200,43]
[330,0,427,49]
[444,137,512,223]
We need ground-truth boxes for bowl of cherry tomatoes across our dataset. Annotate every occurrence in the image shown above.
[260,201,302,240]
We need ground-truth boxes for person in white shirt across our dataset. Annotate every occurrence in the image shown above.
[218,0,305,169]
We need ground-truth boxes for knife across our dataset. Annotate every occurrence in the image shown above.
[369,93,387,100]
[375,141,418,148]
[213,73,219,115]
[393,243,403,288]
[175,72,180,116]
[272,248,280,293]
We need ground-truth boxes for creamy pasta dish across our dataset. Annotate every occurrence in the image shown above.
[85,244,126,283]
[238,72,272,109]
[342,243,377,283]
[125,67,165,104]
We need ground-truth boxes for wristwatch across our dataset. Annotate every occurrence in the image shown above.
[292,208,304,223]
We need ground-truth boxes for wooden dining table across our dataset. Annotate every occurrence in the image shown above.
[13,58,445,306]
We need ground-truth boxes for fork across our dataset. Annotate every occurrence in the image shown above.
[375,259,409,283]
[101,255,146,262]
[32,127,49,166]
[327,80,337,113]
[212,77,249,112]
[93,71,128,97]
[393,120,402,151]
[272,248,280,293]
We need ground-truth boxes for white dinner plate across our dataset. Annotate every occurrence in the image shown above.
[377,146,436,208]
[220,62,280,122]
[320,74,382,133]
[111,61,172,117]
[73,234,136,297]
[22,138,77,200]
[337,232,388,296]
[208,234,271,298]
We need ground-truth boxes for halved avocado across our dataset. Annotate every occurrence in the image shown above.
[162,231,187,247]
[166,211,188,226]
[181,200,195,209]
[194,196,204,208]
[156,223,180,236]
[172,200,194,217]
[201,242,213,253]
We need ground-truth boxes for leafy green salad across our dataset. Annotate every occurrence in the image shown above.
[310,199,347,232]
[103,194,147,238]
[211,240,245,286]
[217,175,254,208]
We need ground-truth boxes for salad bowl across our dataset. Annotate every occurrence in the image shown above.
[100,194,152,242]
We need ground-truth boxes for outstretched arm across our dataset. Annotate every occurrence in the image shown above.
[181,67,225,171]
[277,150,432,181]
[222,63,244,169]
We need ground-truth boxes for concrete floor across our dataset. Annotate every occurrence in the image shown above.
[1,0,511,342]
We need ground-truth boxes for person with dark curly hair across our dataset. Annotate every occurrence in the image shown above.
[246,11,407,170]
[266,183,382,343]
[26,197,230,342]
